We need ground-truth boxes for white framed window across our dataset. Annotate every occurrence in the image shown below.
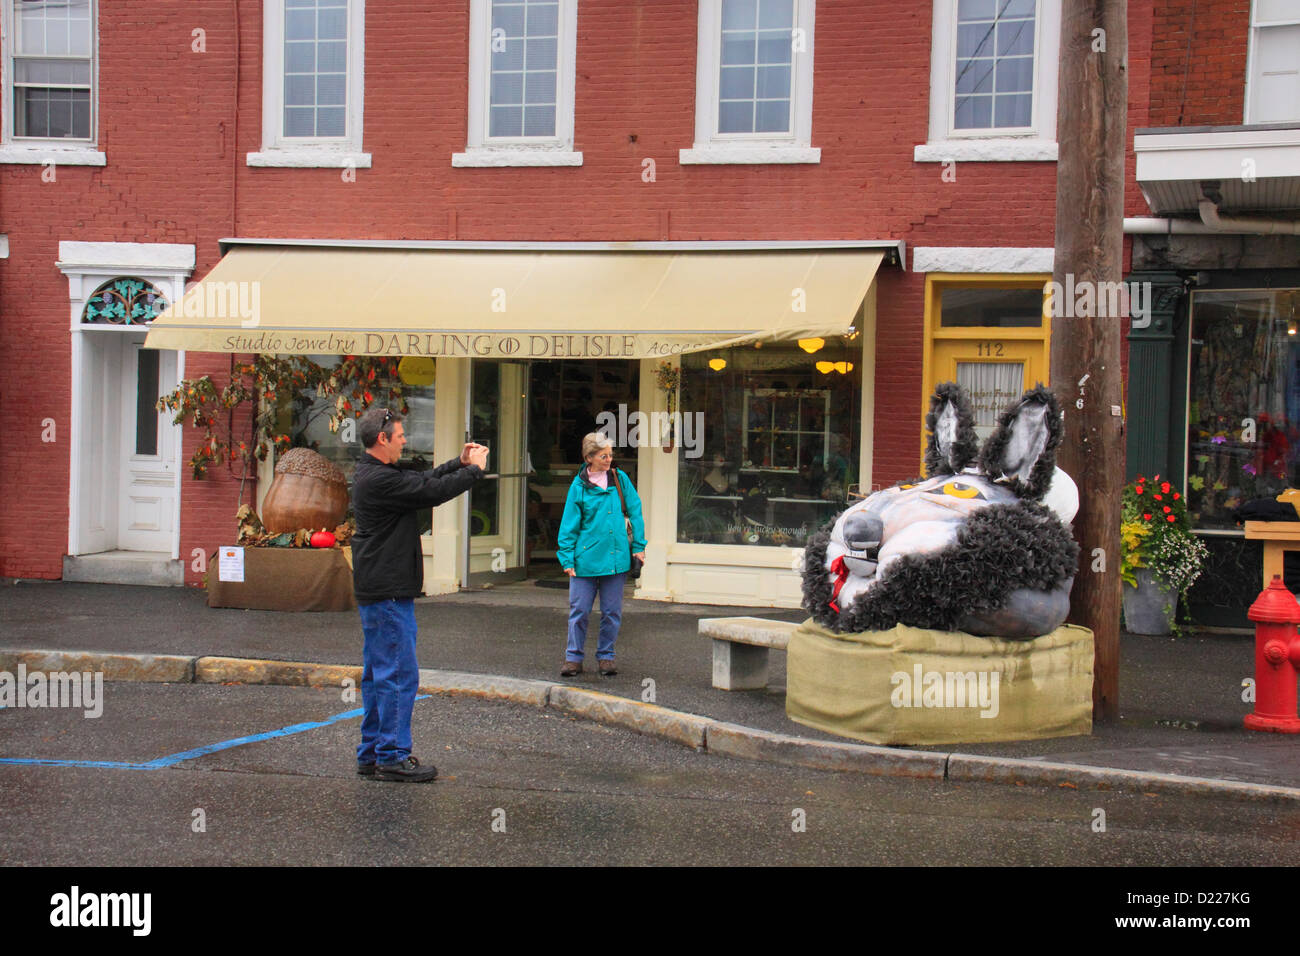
[1245,0,1300,124]
[914,0,1060,163]
[453,0,581,167]
[680,0,818,164]
[0,0,104,165]
[248,0,370,168]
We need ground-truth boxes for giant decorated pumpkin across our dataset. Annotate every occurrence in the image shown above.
[260,447,350,534]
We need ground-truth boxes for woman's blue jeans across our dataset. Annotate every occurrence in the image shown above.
[566,573,625,662]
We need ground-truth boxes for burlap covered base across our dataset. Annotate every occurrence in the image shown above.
[786,618,1093,746]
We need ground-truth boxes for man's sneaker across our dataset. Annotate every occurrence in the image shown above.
[357,761,376,777]
[598,658,618,675]
[560,660,582,677]
[372,756,438,783]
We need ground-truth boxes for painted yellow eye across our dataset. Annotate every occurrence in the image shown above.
[899,484,915,489]
[941,482,981,499]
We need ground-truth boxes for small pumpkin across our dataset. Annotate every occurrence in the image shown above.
[310,530,336,549]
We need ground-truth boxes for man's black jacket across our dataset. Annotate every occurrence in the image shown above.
[350,452,483,604]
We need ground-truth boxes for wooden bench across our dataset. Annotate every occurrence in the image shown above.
[698,616,801,690]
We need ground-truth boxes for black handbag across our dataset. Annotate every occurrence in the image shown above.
[610,466,643,580]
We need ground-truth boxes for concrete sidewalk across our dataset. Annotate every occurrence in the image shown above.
[2,578,1297,800]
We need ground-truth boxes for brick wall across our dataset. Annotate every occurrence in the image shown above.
[1147,0,1250,128]
[0,0,1156,581]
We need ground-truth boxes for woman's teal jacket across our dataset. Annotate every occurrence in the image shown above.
[555,466,647,577]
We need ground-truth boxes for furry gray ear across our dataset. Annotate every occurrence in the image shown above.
[977,384,1062,500]
[924,382,979,477]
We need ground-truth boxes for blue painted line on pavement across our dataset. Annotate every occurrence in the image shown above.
[0,694,431,770]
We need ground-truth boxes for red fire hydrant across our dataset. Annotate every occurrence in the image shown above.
[1244,575,1300,733]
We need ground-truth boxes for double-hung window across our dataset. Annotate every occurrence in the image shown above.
[249,0,369,168]
[1,0,103,164]
[915,0,1060,163]
[454,0,581,167]
[1245,0,1300,124]
[681,0,818,164]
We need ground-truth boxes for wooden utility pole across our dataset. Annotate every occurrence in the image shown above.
[1051,0,1128,721]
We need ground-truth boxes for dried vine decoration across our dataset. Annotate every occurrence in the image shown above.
[82,278,169,325]
[654,360,681,450]
[157,354,409,480]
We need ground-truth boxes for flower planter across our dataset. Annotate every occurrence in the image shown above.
[1122,568,1176,635]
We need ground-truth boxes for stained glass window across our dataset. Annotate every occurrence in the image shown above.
[81,278,168,325]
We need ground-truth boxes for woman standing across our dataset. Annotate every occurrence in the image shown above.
[555,432,647,676]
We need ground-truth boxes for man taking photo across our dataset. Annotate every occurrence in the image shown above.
[351,405,488,783]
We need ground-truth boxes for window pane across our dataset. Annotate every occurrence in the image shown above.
[285,74,316,106]
[939,287,1043,327]
[678,339,862,547]
[45,15,69,55]
[524,70,555,104]
[490,105,523,136]
[718,99,754,133]
[316,106,345,136]
[720,65,755,99]
[721,34,756,65]
[756,31,791,65]
[317,40,347,72]
[957,362,1025,440]
[494,37,525,70]
[525,36,557,70]
[14,58,92,85]
[755,98,791,132]
[956,22,994,58]
[284,106,316,136]
[526,1,559,35]
[993,92,1032,127]
[317,73,346,106]
[523,104,555,136]
[722,0,758,31]
[286,8,316,40]
[491,1,525,35]
[136,349,160,457]
[1002,0,1037,17]
[16,87,89,138]
[1187,289,1300,529]
[996,18,1034,56]
[285,41,316,73]
[756,64,790,98]
[758,0,793,29]
[318,6,347,40]
[958,0,996,19]
[955,60,994,94]
[491,72,524,105]
[995,56,1033,92]
[954,94,992,129]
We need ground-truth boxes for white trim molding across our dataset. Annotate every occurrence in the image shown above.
[915,0,1060,164]
[0,144,106,165]
[57,241,196,275]
[681,0,818,165]
[251,0,368,168]
[453,0,582,168]
[0,235,8,258]
[912,246,1054,274]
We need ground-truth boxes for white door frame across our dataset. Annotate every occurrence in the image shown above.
[57,242,195,559]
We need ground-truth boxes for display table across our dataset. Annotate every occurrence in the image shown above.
[207,546,356,612]
[786,618,1094,746]
[1243,521,1300,591]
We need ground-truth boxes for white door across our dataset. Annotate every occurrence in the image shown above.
[117,338,178,552]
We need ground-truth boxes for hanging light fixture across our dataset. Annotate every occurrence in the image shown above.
[798,338,825,354]
[815,360,834,374]
[708,358,727,371]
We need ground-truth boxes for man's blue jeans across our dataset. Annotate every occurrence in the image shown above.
[566,573,625,662]
[357,597,418,766]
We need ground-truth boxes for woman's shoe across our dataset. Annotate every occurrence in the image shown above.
[598,659,618,676]
[561,660,582,677]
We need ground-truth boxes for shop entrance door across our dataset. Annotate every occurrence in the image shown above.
[464,359,530,586]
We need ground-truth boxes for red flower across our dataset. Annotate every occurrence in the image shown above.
[1167,515,1176,522]
[1154,493,1162,500]
[1163,506,1171,513]
[1160,482,1171,494]
[1153,474,1161,481]
[1135,485,1145,495]
[1173,492,1180,500]
[1143,513,1153,521]
[1136,474,1146,483]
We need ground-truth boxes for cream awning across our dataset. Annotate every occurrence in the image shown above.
[143,245,885,358]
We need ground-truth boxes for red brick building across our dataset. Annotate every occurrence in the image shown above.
[0,0,1183,608]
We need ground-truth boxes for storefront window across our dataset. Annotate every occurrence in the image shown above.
[1186,289,1300,529]
[677,337,861,546]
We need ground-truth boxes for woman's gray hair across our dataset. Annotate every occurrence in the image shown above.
[581,432,614,461]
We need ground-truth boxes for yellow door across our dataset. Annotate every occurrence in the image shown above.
[931,338,1046,440]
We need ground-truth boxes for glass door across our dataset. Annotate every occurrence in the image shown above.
[465,359,530,586]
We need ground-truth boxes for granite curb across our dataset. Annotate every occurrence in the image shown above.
[3,647,1297,804]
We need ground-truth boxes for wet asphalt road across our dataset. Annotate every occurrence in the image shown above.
[2,683,1297,867]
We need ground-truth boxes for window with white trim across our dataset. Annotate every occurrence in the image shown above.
[915,0,1060,163]
[0,0,104,164]
[453,0,580,167]
[1246,0,1300,124]
[681,0,818,164]
[249,0,369,168]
